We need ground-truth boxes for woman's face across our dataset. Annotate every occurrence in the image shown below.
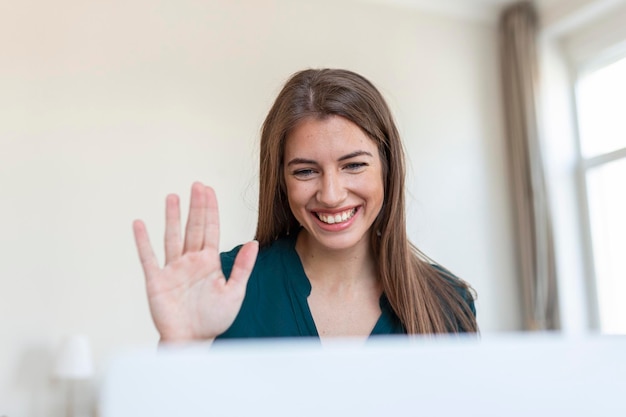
[283,115,384,253]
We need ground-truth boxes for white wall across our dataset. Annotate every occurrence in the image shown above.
[0,0,519,414]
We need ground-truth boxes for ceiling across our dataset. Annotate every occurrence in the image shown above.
[349,0,514,22]
[353,0,602,24]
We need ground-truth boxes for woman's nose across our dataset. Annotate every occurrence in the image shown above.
[317,172,346,207]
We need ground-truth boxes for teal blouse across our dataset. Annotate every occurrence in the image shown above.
[217,234,474,340]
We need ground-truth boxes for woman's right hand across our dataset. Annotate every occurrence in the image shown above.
[132,182,258,343]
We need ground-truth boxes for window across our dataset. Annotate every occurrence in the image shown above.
[575,56,626,334]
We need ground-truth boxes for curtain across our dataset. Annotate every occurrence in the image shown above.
[499,1,560,330]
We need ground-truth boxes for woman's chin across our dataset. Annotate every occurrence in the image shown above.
[301,229,371,254]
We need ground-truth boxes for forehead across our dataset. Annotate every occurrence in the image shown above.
[284,116,378,159]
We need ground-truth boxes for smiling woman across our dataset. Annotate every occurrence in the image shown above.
[133,69,478,343]
[283,116,384,254]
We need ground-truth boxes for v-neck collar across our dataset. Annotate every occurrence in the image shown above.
[280,233,404,338]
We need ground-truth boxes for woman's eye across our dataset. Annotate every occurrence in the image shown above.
[293,169,315,178]
[345,162,367,171]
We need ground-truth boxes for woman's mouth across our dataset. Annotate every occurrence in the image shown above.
[315,208,357,225]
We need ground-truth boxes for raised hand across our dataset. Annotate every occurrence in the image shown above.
[133,182,258,343]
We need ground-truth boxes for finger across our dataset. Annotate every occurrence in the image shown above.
[227,241,259,291]
[164,194,183,264]
[132,219,160,279]
[203,186,220,252]
[183,182,207,253]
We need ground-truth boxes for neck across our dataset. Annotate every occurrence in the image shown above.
[295,230,378,289]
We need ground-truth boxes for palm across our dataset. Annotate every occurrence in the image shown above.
[133,182,258,342]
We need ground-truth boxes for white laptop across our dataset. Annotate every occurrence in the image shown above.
[99,333,626,417]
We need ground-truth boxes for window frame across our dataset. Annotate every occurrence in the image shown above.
[571,52,626,333]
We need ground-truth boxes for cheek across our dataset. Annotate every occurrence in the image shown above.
[284,178,311,211]
[370,181,385,209]
[364,176,385,217]
[360,171,385,200]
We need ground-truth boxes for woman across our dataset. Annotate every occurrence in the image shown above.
[133,69,478,344]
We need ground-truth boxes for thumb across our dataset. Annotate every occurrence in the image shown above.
[227,240,259,291]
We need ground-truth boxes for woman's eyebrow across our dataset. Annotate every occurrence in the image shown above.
[286,157,317,166]
[338,150,373,161]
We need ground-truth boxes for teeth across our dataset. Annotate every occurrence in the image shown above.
[317,208,356,225]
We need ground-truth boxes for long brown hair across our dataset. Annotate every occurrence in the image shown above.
[255,69,478,334]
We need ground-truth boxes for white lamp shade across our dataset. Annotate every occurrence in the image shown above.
[55,334,94,379]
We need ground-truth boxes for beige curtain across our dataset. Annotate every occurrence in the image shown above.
[499,1,559,330]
